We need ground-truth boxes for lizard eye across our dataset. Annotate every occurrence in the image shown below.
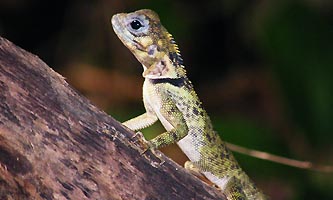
[130,20,143,30]
[126,16,149,34]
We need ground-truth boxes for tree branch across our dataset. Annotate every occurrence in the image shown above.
[0,37,225,200]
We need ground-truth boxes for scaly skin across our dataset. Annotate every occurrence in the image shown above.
[111,9,266,200]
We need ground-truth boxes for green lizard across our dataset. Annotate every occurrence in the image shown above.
[111,9,267,200]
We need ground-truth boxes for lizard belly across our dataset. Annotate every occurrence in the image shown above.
[177,134,201,162]
[143,80,202,163]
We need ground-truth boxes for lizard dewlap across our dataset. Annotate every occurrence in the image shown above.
[111,9,267,200]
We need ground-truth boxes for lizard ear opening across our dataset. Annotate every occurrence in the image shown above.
[143,55,185,79]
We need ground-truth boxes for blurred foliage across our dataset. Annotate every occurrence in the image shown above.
[1,0,333,199]
[259,2,333,147]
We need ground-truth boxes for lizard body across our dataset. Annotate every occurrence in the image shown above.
[111,9,266,200]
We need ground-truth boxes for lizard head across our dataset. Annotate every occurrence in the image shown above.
[111,9,186,79]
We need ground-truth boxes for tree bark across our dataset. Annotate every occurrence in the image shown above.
[0,37,225,200]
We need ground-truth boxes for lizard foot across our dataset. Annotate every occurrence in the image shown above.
[132,132,165,165]
[184,161,217,188]
[131,131,149,153]
[184,161,203,177]
[150,148,165,166]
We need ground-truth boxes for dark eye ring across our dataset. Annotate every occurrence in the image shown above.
[130,20,143,30]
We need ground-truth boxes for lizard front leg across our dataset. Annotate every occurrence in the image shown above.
[148,122,188,149]
[123,112,158,155]
[123,112,158,131]
[135,123,188,165]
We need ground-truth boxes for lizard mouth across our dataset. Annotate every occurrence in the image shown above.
[111,15,145,52]
[111,15,133,44]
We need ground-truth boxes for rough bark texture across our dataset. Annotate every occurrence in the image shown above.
[0,37,225,200]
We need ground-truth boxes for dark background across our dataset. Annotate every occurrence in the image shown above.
[1,0,333,199]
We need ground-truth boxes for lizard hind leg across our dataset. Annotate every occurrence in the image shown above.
[184,161,203,177]
[185,161,247,200]
[184,161,219,188]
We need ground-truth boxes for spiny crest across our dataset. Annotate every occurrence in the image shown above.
[166,33,183,66]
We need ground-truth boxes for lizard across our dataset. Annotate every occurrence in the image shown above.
[111,9,267,200]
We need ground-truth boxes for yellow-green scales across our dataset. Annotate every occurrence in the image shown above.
[111,9,266,200]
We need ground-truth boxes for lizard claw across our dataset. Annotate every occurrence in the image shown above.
[131,131,148,145]
[131,132,152,154]
[131,132,165,166]
[131,131,145,139]
[139,147,149,155]
[149,148,165,166]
